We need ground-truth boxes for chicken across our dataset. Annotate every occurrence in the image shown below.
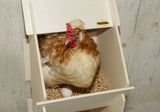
[39,19,100,89]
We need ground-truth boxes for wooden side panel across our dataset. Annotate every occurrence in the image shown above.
[98,26,129,89]
[28,3,46,112]
[89,94,125,112]
[22,0,33,35]
[22,0,113,35]
[105,94,125,112]
[36,87,133,112]
[29,35,46,111]
[23,38,31,81]
[109,0,120,26]
[27,99,33,112]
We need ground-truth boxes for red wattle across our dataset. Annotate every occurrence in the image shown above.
[68,40,77,47]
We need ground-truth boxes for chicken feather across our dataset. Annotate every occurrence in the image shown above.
[39,19,100,88]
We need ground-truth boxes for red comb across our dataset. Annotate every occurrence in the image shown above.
[66,23,77,47]
[66,23,73,40]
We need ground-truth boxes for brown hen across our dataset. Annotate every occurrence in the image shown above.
[39,19,100,90]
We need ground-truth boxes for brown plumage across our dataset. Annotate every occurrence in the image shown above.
[39,19,100,89]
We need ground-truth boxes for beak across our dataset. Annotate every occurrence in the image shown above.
[65,39,72,45]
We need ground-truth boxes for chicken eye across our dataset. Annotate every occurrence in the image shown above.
[73,28,80,35]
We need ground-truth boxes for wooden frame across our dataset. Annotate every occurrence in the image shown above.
[22,0,134,112]
[22,0,120,35]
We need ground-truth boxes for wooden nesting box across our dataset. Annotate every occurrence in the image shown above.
[22,0,134,112]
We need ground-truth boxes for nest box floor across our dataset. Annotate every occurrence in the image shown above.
[46,70,108,100]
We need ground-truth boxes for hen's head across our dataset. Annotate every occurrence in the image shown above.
[65,19,85,47]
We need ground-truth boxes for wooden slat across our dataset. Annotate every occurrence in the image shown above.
[29,35,46,110]
[22,0,33,35]
[23,38,31,81]
[109,0,120,26]
[100,1,129,89]
[36,87,134,112]
[98,26,129,89]
[27,99,33,112]
[100,94,125,112]
[29,3,46,112]
[22,0,113,35]
[89,94,125,112]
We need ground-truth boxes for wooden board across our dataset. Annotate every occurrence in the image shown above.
[23,39,31,81]
[27,99,33,112]
[81,94,125,112]
[92,94,125,112]
[98,26,129,89]
[27,94,125,112]
[106,94,125,112]
[109,0,120,26]
[36,87,134,112]
[22,0,113,35]
[28,2,46,111]
[29,35,46,109]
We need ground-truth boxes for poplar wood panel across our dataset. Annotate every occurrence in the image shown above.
[0,0,160,112]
